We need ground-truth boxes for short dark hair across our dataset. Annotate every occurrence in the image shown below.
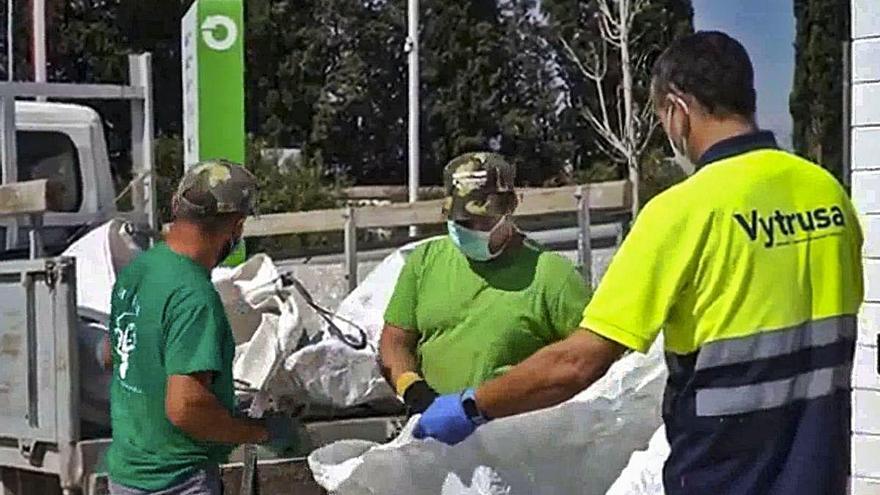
[652,31,756,118]
[173,188,243,233]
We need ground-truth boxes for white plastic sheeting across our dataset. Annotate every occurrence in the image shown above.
[267,238,436,409]
[308,339,668,495]
[605,426,668,495]
[62,218,142,317]
[212,254,297,346]
[63,219,143,433]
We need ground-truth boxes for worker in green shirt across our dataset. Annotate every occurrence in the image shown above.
[379,152,591,415]
[107,160,297,495]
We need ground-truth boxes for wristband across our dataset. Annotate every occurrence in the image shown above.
[395,371,423,397]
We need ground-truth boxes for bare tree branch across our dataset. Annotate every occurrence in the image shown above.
[592,131,628,164]
[636,114,660,158]
[597,13,622,48]
[563,0,657,214]
[559,36,605,82]
[596,0,622,33]
[561,34,622,152]
[615,84,626,143]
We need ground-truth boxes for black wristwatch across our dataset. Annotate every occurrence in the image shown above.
[461,388,491,425]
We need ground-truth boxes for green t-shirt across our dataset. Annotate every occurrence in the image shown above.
[106,243,236,491]
[384,237,591,394]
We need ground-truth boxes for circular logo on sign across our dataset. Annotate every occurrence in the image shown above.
[201,15,238,51]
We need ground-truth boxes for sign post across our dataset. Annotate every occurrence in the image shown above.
[182,0,247,264]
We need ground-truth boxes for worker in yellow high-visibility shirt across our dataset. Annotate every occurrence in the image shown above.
[414,31,863,495]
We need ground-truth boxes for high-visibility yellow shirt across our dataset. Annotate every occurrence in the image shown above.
[581,131,863,495]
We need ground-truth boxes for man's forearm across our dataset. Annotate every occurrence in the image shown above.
[166,375,268,445]
[378,325,421,386]
[380,350,420,387]
[475,330,624,419]
[170,398,267,444]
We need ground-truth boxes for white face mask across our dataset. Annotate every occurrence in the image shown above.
[447,216,510,261]
[665,99,697,176]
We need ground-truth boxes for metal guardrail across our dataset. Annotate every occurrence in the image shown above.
[243,181,629,237]
[240,181,631,293]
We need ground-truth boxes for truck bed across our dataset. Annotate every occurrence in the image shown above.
[1,415,404,494]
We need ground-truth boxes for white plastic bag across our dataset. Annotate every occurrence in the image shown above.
[62,218,143,317]
[233,308,303,393]
[213,253,283,345]
[272,238,436,409]
[605,426,668,495]
[308,339,668,495]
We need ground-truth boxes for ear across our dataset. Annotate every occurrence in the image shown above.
[233,216,247,238]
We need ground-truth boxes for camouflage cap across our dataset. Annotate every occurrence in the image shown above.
[442,152,516,221]
[174,159,258,217]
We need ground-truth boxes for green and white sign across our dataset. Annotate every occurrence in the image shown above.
[182,0,245,167]
[182,0,247,264]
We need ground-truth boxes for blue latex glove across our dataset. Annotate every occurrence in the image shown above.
[413,390,477,445]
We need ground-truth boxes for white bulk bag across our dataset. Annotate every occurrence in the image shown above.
[308,339,668,495]
[605,426,668,495]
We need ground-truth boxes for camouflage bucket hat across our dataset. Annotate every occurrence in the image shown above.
[174,159,258,217]
[442,152,516,221]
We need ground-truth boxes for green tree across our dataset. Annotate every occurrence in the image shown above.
[246,0,329,147]
[542,0,693,186]
[790,0,850,181]
[306,0,408,184]
[417,0,575,185]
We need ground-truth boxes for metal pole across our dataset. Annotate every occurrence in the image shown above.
[406,0,419,237]
[129,53,156,230]
[575,185,592,288]
[344,207,358,293]
[842,40,852,189]
[32,0,46,101]
[0,94,18,249]
[6,0,12,81]
[28,213,42,259]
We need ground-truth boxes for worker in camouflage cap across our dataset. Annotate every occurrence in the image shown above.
[173,159,258,218]
[379,151,591,428]
[106,158,295,495]
[438,151,520,261]
[442,151,518,221]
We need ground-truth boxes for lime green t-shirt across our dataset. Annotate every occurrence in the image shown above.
[384,237,591,394]
[106,243,236,491]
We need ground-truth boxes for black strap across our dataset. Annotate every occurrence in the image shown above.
[278,272,370,350]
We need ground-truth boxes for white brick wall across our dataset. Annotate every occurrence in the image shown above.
[853,0,880,40]
[852,2,880,491]
[853,128,880,171]
[853,40,880,83]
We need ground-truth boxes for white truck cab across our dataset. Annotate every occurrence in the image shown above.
[2,102,118,257]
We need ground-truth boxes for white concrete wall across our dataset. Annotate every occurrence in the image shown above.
[852,1,880,492]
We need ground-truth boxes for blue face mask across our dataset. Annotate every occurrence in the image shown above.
[447,218,506,261]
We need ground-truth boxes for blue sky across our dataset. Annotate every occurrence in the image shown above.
[693,0,796,148]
